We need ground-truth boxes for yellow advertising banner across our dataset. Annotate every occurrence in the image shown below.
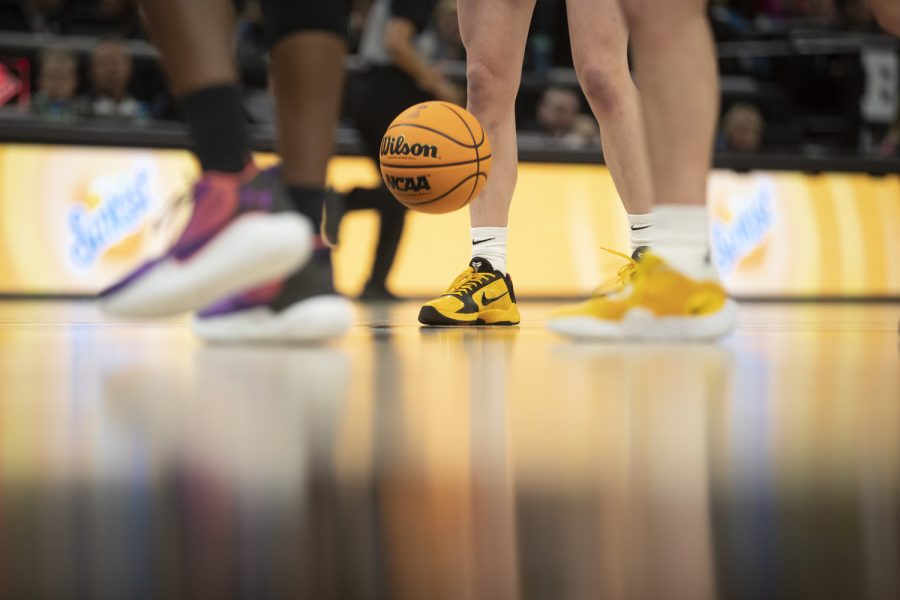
[0,143,897,297]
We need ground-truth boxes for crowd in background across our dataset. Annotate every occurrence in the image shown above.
[30,39,150,120]
[0,0,897,157]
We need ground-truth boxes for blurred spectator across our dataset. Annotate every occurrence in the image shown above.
[525,86,600,148]
[0,0,62,33]
[534,87,579,136]
[235,0,267,75]
[430,0,464,61]
[349,0,373,52]
[83,37,148,119]
[720,102,766,151]
[31,46,84,120]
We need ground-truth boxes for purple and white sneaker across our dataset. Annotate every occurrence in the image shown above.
[100,166,313,318]
[193,247,353,343]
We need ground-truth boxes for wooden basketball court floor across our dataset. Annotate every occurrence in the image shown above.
[0,300,897,599]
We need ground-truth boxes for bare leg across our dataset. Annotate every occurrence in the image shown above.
[417,0,533,324]
[546,2,735,339]
[271,32,347,188]
[139,0,237,94]
[567,0,653,216]
[458,0,537,227]
[623,0,717,206]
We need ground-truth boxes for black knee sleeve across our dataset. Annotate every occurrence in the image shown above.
[260,0,349,49]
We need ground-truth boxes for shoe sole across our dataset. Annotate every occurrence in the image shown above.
[546,299,738,341]
[418,306,520,327]
[102,213,313,318]
[193,294,353,343]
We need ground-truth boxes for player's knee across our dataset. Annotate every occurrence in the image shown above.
[576,64,625,116]
[466,60,516,123]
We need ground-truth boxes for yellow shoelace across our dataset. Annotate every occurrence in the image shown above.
[590,248,640,297]
[446,271,494,297]
[444,268,473,293]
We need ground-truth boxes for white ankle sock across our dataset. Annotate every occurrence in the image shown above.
[627,213,655,253]
[471,226,508,274]
[652,204,717,280]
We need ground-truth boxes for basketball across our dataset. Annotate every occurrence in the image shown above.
[379,102,492,214]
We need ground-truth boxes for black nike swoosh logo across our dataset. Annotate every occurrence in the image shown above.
[481,291,509,306]
[630,225,652,231]
[472,238,495,245]
[452,291,479,314]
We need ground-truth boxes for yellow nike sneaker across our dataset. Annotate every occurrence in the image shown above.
[419,257,521,326]
[547,249,737,341]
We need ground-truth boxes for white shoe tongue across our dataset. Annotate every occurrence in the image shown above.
[469,257,494,273]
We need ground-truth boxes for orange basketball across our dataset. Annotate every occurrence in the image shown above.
[379,102,492,214]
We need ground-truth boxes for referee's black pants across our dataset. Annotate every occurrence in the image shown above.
[345,66,432,291]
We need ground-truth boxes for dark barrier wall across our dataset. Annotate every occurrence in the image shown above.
[1,118,898,175]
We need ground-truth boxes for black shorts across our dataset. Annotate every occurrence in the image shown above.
[260,0,349,48]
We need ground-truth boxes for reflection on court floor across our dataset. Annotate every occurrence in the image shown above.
[0,302,897,599]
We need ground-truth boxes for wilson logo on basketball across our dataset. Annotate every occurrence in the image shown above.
[381,135,438,159]
[384,174,431,193]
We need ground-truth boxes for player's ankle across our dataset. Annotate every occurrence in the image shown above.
[627,212,655,252]
[651,204,717,280]
[471,227,508,274]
